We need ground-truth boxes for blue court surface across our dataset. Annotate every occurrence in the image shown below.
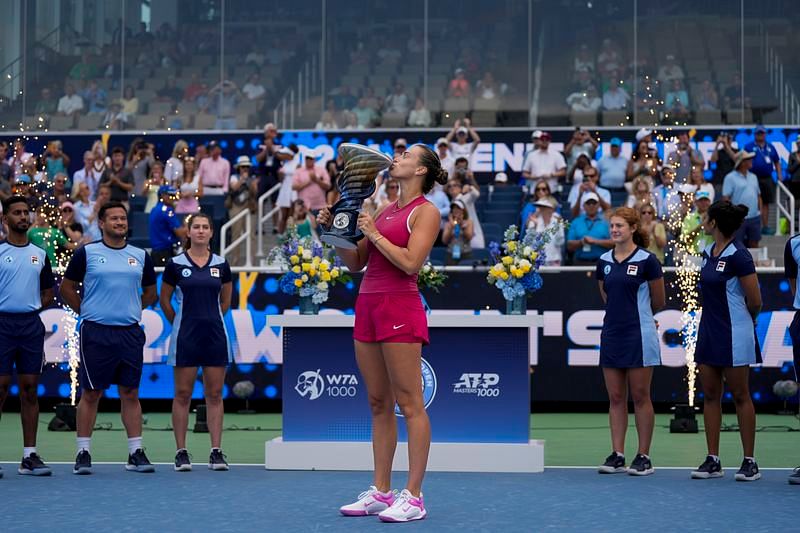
[1,464,795,532]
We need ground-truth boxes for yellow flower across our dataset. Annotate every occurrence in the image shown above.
[501,256,513,265]
[294,279,303,287]
[301,274,308,282]
[297,246,304,254]
[290,255,299,264]
[302,263,311,272]
[331,268,340,278]
[321,271,331,281]
[521,264,531,273]
[530,251,539,261]
[507,241,517,252]
[309,268,317,277]
[319,260,330,271]
[291,266,301,274]
[514,269,525,278]
[312,256,321,266]
[499,271,510,280]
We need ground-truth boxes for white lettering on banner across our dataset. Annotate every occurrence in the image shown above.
[471,143,494,172]
[142,309,165,363]
[566,310,604,366]
[493,143,526,173]
[762,311,795,367]
[41,308,67,362]
[229,309,282,363]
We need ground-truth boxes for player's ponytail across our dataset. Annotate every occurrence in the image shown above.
[707,200,748,238]
[415,144,448,194]
[610,207,650,249]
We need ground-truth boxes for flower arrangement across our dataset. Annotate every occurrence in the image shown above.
[486,224,561,302]
[268,229,351,305]
[417,262,448,293]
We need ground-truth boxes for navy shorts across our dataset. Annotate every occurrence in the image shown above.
[790,312,800,381]
[0,311,46,376]
[735,216,761,245]
[79,321,145,390]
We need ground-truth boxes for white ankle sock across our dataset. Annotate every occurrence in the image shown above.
[23,447,36,458]
[709,454,720,462]
[127,436,143,455]
[76,437,91,454]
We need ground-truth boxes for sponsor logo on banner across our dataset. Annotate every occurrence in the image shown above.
[295,369,359,400]
[452,373,501,397]
[396,357,437,416]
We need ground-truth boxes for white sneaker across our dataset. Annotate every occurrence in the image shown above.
[378,489,427,523]
[339,486,396,516]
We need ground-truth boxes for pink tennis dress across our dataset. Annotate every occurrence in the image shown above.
[354,195,430,345]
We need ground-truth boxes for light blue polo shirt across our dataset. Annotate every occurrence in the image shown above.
[722,170,760,219]
[567,213,610,261]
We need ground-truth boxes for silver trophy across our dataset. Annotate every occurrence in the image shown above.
[320,143,392,249]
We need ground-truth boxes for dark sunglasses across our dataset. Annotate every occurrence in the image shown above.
[61,208,73,212]
[535,187,548,192]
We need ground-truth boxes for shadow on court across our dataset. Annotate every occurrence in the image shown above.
[1,465,795,532]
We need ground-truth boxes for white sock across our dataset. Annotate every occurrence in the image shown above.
[211,447,221,453]
[745,456,755,462]
[614,451,624,458]
[177,447,187,453]
[127,436,143,455]
[23,447,36,458]
[76,437,91,454]
[709,454,720,462]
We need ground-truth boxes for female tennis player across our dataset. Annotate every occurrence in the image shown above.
[160,213,233,473]
[596,207,665,476]
[318,143,446,522]
[692,200,762,481]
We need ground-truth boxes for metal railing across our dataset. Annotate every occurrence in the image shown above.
[776,180,796,237]
[256,183,283,263]
[272,54,318,129]
[763,31,800,125]
[219,206,253,267]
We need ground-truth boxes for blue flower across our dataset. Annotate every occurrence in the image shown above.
[279,272,300,294]
[520,271,543,292]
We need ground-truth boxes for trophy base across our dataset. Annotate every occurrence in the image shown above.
[320,233,359,249]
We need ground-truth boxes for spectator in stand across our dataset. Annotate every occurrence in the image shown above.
[148,186,187,267]
[689,166,715,203]
[664,79,690,122]
[744,125,782,234]
[351,97,378,128]
[527,198,565,266]
[117,84,138,116]
[788,140,800,201]
[384,83,411,115]
[165,139,189,185]
[723,72,750,111]
[194,143,208,164]
[255,124,292,229]
[209,80,241,130]
[198,141,230,197]
[7,139,33,179]
[566,85,602,112]
[242,72,267,103]
[574,44,595,74]
[34,88,58,116]
[28,207,75,269]
[681,190,714,255]
[44,140,70,180]
[602,82,630,111]
[156,76,183,106]
[475,72,503,100]
[285,199,318,240]
[696,79,719,111]
[333,85,357,111]
[639,203,667,264]
[143,161,167,214]
[710,131,738,197]
[57,83,84,117]
[627,139,660,190]
[81,80,107,114]
[363,86,382,111]
[573,67,594,93]
[126,139,155,196]
[568,166,611,217]
[494,172,509,188]
[722,151,761,247]
[100,100,128,130]
[175,157,200,215]
[445,119,480,164]
[58,201,84,248]
[183,73,205,103]
[275,145,300,233]
[376,178,401,213]
[565,128,598,175]
[666,131,704,184]
[72,182,94,239]
[598,137,627,191]
[293,154,331,215]
[91,140,109,174]
[450,165,484,249]
[51,173,70,205]
[656,54,685,85]
[68,51,98,81]
[99,146,134,210]
[567,193,613,265]
[425,180,451,232]
[227,156,258,265]
[568,153,597,184]
[0,142,11,201]
[407,98,432,127]
[626,176,655,209]
[653,166,680,221]
[315,111,339,130]
[245,43,265,67]
[521,181,560,231]
[340,111,358,130]
[522,130,566,195]
[435,137,455,176]
[442,199,474,265]
[597,38,621,77]
[448,68,470,98]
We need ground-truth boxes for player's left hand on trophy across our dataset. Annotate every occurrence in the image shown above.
[317,205,333,228]
[357,211,377,240]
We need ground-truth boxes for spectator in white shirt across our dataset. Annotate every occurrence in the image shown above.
[521,131,566,194]
[445,118,480,163]
[407,98,432,127]
[657,54,685,85]
[72,151,101,200]
[568,166,611,217]
[58,83,84,116]
[242,72,267,101]
[384,83,411,115]
[566,85,602,112]
[435,137,455,176]
[527,198,565,266]
[602,83,630,111]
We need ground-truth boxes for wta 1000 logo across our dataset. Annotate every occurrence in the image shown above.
[295,369,359,400]
[453,373,501,397]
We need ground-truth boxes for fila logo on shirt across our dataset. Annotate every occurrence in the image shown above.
[30,256,39,265]
[716,261,726,272]
[626,265,639,276]
[128,258,138,267]
[210,268,220,278]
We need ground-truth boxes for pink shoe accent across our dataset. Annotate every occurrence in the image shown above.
[340,509,368,517]
[378,494,426,522]
[373,491,396,506]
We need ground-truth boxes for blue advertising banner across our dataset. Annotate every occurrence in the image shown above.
[283,326,530,443]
